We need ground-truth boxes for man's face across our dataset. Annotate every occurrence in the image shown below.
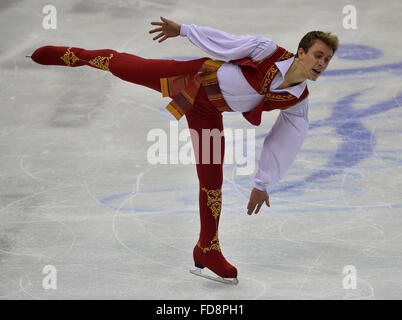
[297,40,334,81]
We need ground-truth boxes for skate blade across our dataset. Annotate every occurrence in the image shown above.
[190,267,239,286]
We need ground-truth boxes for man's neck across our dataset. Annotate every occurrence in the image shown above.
[277,58,309,89]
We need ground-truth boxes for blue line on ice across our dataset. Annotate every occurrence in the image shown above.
[99,45,402,213]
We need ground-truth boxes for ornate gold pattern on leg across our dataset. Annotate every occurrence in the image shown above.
[60,47,80,66]
[88,53,114,71]
[197,235,220,253]
[198,188,222,253]
[202,188,222,220]
[59,48,114,70]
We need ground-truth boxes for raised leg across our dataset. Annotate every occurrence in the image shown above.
[31,46,209,92]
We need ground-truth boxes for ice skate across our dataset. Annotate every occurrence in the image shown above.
[191,244,239,285]
[190,262,239,285]
[189,186,239,285]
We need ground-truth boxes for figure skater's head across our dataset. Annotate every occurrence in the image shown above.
[295,31,339,80]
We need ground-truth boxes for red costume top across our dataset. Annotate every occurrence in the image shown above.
[161,46,309,126]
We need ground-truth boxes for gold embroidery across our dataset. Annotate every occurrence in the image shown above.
[258,66,278,94]
[60,47,80,66]
[88,53,114,71]
[278,50,293,62]
[258,50,294,94]
[264,92,296,101]
[278,94,309,110]
[59,47,114,71]
[197,234,220,253]
[198,188,222,253]
[202,188,222,219]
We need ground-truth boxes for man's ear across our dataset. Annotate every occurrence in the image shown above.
[297,47,306,58]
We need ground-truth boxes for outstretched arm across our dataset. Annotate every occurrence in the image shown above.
[149,17,276,61]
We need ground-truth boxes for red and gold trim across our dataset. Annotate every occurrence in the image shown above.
[88,53,114,71]
[197,188,222,254]
[258,49,294,94]
[59,47,113,71]
[60,47,81,66]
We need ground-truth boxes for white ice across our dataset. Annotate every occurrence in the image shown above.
[1,0,402,299]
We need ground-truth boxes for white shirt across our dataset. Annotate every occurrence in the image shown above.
[180,24,309,190]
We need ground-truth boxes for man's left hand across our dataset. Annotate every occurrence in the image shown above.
[247,187,270,215]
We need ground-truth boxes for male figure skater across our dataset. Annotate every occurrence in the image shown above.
[30,17,338,285]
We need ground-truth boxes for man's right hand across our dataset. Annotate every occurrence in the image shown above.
[149,16,181,43]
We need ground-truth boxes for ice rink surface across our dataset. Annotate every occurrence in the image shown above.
[1,0,402,299]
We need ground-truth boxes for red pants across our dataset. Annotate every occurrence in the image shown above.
[32,46,237,278]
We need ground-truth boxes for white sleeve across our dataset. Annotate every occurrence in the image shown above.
[180,24,277,61]
[254,103,309,191]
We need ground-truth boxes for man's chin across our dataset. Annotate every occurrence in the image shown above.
[308,70,321,81]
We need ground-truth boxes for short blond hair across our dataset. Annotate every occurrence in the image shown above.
[296,31,339,57]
